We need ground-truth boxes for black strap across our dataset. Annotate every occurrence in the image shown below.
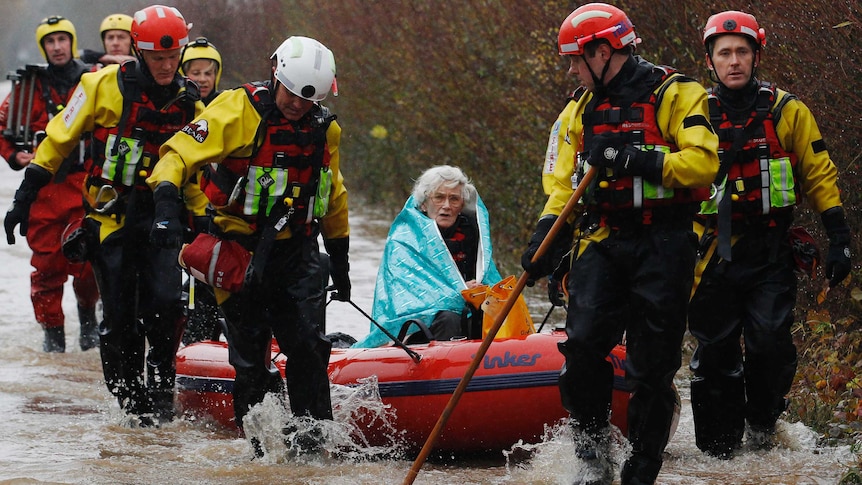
[105,63,137,193]
[397,319,435,344]
[713,91,772,261]
[249,195,289,285]
[111,61,139,159]
[461,304,483,340]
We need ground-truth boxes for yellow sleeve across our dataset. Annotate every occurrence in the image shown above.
[320,120,350,239]
[148,87,261,189]
[33,66,123,174]
[182,175,209,216]
[773,90,842,213]
[654,76,719,189]
[541,96,590,219]
[542,100,577,196]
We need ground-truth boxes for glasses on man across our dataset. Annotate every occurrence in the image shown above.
[429,193,463,206]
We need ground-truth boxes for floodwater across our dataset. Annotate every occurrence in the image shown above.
[0,94,858,485]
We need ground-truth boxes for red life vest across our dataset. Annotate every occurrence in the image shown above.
[200,81,336,228]
[701,82,799,219]
[87,61,198,199]
[39,62,92,179]
[578,66,708,213]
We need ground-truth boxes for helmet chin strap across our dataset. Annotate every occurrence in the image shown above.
[586,51,614,93]
[268,65,279,96]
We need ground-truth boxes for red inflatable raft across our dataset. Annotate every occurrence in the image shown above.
[176,330,631,453]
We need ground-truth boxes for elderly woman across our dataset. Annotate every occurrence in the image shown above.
[354,165,502,347]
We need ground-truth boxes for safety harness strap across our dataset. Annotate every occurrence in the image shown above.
[710,82,775,261]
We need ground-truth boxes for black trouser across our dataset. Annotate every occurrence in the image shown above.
[561,224,695,483]
[689,230,797,454]
[182,281,224,344]
[221,234,333,428]
[86,217,183,417]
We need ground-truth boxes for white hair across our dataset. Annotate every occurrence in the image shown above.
[412,165,477,213]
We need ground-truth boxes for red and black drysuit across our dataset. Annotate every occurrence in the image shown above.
[13,59,202,421]
[0,60,99,348]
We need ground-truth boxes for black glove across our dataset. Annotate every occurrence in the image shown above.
[521,216,559,280]
[588,132,663,183]
[548,275,566,307]
[184,215,212,243]
[61,218,94,263]
[191,215,212,234]
[324,236,351,301]
[5,164,52,245]
[822,206,852,288]
[149,182,184,249]
[5,151,26,171]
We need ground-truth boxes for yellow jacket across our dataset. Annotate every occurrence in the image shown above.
[32,63,205,240]
[541,71,719,221]
[772,88,842,213]
[542,92,579,196]
[147,85,349,241]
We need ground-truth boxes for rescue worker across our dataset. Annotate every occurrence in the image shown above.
[177,36,225,344]
[688,11,852,458]
[4,5,202,425]
[521,4,718,484]
[82,13,136,67]
[147,35,350,456]
[0,15,100,352]
[180,37,223,105]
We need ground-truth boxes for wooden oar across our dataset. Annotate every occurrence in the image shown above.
[403,167,597,485]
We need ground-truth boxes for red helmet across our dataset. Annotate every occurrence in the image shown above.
[703,11,766,51]
[131,5,189,51]
[558,3,641,56]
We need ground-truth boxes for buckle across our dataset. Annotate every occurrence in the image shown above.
[93,185,119,214]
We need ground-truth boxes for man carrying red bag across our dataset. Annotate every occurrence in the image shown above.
[148,36,350,457]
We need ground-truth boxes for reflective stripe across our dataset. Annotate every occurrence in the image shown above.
[544,120,561,175]
[243,166,290,216]
[208,241,221,287]
[760,156,770,214]
[102,134,144,186]
[642,145,673,201]
[633,176,643,208]
[769,157,796,209]
[313,167,332,218]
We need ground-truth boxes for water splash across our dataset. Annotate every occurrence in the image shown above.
[241,377,409,464]
[502,419,630,484]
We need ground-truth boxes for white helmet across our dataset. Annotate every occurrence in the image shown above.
[271,36,336,102]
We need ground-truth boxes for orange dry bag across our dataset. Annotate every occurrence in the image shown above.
[461,275,535,339]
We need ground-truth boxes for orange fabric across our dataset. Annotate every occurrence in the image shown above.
[461,275,535,339]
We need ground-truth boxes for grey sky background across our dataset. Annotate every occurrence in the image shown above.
[0,1,188,74]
